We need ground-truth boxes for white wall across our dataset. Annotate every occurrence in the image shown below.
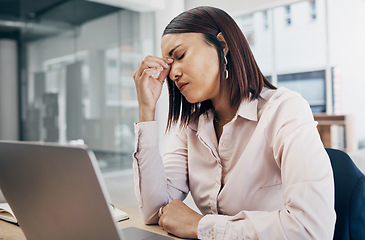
[328,0,365,142]
[236,1,327,75]
[273,1,327,73]
[185,0,303,15]
[0,39,18,140]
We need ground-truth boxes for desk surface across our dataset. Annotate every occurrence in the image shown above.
[0,206,180,240]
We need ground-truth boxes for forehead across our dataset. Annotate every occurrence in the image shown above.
[161,33,205,56]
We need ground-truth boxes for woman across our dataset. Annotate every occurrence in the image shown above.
[133,6,336,239]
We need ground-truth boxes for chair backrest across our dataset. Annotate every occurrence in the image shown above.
[326,148,365,240]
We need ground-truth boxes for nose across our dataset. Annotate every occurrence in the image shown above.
[169,65,182,82]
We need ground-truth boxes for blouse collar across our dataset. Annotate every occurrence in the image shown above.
[188,94,259,132]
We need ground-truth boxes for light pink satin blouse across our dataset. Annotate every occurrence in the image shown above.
[133,87,336,239]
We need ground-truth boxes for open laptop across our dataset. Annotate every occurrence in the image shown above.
[0,141,173,240]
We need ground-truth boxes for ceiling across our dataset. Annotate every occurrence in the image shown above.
[0,0,122,41]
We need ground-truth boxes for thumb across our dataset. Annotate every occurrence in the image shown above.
[157,65,171,84]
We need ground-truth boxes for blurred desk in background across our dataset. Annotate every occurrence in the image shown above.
[314,114,357,153]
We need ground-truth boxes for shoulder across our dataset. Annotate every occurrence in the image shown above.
[261,87,312,119]
[260,87,315,139]
[263,87,308,106]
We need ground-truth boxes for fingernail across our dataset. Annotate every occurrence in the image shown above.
[167,58,173,63]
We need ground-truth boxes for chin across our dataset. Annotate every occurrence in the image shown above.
[183,95,200,104]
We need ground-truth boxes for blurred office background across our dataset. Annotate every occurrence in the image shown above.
[0,0,364,208]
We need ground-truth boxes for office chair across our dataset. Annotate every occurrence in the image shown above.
[325,148,365,240]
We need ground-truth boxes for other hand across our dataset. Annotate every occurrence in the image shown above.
[158,199,204,239]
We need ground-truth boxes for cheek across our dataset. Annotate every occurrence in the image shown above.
[192,68,220,101]
[188,46,220,80]
[193,53,219,80]
[201,62,220,87]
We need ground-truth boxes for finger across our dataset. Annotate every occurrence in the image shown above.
[163,57,174,64]
[144,60,165,71]
[156,58,173,83]
[135,56,171,77]
[135,64,162,80]
[145,56,173,68]
[156,65,171,83]
[158,206,163,218]
[134,57,170,80]
[158,214,163,227]
[144,55,171,68]
[140,68,162,82]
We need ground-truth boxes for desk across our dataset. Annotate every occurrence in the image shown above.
[0,206,180,240]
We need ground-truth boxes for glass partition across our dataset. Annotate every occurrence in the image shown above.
[20,1,154,172]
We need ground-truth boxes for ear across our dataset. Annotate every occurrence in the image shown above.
[217,32,229,56]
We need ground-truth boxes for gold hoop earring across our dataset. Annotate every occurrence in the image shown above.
[224,56,229,80]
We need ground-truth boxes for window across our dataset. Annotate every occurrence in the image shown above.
[277,71,326,113]
[21,8,155,173]
[310,1,317,20]
[285,6,292,25]
[263,10,269,30]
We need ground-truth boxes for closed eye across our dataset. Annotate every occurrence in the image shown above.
[178,52,185,60]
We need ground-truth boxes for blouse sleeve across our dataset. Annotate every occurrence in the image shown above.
[133,121,189,224]
[197,91,336,239]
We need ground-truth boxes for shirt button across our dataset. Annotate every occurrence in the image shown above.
[209,228,215,239]
[222,142,227,147]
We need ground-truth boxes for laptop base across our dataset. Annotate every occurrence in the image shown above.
[121,227,174,240]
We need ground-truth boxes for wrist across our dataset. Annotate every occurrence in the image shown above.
[139,107,155,122]
[193,214,204,239]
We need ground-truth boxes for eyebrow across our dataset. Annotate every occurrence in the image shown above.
[168,44,182,57]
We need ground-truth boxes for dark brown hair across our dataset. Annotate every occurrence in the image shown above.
[163,6,276,131]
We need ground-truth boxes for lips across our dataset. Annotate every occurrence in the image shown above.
[177,82,189,92]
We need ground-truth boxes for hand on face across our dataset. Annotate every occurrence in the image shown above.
[158,199,203,239]
[161,33,222,104]
[133,56,173,121]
